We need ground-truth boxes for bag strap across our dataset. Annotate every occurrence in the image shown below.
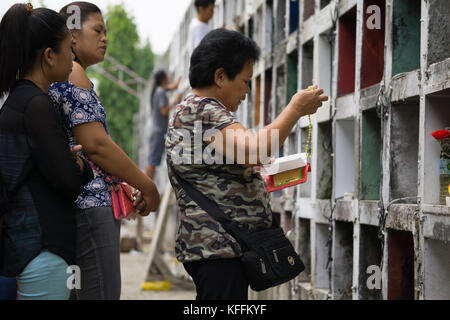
[169,163,279,245]
[81,156,115,186]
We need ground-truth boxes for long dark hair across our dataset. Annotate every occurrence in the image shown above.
[59,2,102,63]
[150,70,167,108]
[0,4,70,97]
[189,29,260,89]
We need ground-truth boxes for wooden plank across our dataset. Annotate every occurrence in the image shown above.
[142,183,173,283]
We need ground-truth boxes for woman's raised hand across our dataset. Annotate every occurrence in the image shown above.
[287,85,328,118]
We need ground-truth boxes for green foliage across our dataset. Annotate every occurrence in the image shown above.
[94,4,155,159]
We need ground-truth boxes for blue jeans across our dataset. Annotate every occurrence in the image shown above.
[148,131,166,166]
[16,250,70,300]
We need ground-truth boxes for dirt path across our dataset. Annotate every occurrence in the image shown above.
[120,251,196,300]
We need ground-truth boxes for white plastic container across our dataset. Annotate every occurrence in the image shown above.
[261,153,308,175]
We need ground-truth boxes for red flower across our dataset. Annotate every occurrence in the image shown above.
[432,130,450,141]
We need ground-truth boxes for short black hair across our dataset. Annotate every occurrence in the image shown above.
[194,0,215,9]
[189,29,260,89]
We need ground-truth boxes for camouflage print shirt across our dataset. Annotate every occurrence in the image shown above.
[166,93,273,263]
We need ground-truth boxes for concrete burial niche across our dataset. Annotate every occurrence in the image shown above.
[248,16,254,40]
[302,40,314,90]
[246,77,254,128]
[265,0,274,54]
[255,7,264,48]
[297,218,312,282]
[427,0,450,66]
[214,1,224,31]
[318,33,332,97]
[254,75,261,127]
[183,11,191,43]
[283,210,294,232]
[275,0,286,44]
[237,0,245,16]
[361,109,381,200]
[390,98,419,201]
[303,0,314,21]
[317,121,333,199]
[424,89,450,205]
[392,0,420,76]
[424,238,450,300]
[361,0,385,89]
[338,7,357,96]
[332,221,354,300]
[275,66,286,116]
[320,0,332,9]
[387,229,415,300]
[358,224,382,300]
[224,0,234,27]
[264,68,273,125]
[335,119,355,198]
[315,223,331,289]
[288,131,298,155]
[286,50,298,103]
[300,127,312,197]
[289,0,299,34]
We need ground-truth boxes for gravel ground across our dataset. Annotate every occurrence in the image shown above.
[119,250,196,300]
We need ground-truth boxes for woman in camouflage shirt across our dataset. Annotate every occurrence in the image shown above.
[166,29,327,300]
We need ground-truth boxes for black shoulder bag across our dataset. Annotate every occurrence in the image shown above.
[170,166,305,292]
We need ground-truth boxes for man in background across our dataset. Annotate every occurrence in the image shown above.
[189,0,216,58]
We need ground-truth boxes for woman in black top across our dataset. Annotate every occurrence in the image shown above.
[0,4,93,299]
